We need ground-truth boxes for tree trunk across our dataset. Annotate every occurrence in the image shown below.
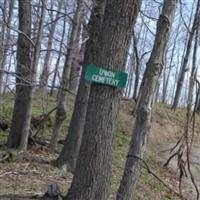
[2,49,13,95]
[193,21,200,113]
[55,0,107,171]
[50,16,67,96]
[32,0,45,81]
[68,18,84,93]
[163,18,180,104]
[7,0,33,150]
[162,49,168,103]
[127,53,134,98]
[132,32,140,101]
[64,0,140,199]
[50,0,84,151]
[0,0,7,92]
[117,1,177,199]
[171,39,185,105]
[0,0,15,92]
[172,0,200,110]
[188,16,199,113]
[39,1,63,88]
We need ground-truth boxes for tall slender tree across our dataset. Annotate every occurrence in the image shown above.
[162,18,180,104]
[39,0,63,88]
[172,0,200,110]
[64,0,140,199]
[117,0,177,199]
[189,14,199,113]
[0,1,6,90]
[7,0,33,150]
[50,14,67,96]
[55,0,107,171]
[0,0,15,92]
[132,33,140,101]
[68,2,85,93]
[32,0,46,82]
[50,0,84,150]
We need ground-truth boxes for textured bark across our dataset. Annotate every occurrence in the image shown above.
[64,0,140,199]
[117,1,177,199]
[39,1,62,88]
[55,0,106,171]
[50,0,85,151]
[7,0,33,150]
[0,0,15,92]
[68,65,80,93]
[172,0,200,110]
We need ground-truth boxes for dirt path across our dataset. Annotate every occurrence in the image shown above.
[159,143,200,200]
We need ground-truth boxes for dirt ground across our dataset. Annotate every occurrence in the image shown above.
[1,96,200,199]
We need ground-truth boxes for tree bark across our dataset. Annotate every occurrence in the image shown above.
[7,0,33,150]
[117,1,177,199]
[50,0,85,151]
[55,0,106,171]
[172,0,200,110]
[64,0,140,199]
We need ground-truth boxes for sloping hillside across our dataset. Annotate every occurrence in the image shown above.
[0,94,200,199]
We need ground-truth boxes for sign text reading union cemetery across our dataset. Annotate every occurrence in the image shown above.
[85,64,128,88]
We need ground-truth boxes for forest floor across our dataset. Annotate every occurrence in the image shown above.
[0,93,200,199]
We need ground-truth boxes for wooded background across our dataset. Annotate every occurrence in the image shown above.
[1,0,200,199]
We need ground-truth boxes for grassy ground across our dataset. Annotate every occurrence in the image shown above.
[0,92,200,199]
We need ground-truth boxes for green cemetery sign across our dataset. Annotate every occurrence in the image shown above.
[85,64,128,88]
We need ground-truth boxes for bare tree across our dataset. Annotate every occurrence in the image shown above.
[32,0,46,82]
[132,32,140,100]
[68,4,85,93]
[162,25,179,103]
[117,0,177,199]
[50,0,85,150]
[55,0,106,171]
[7,0,33,150]
[64,0,140,199]
[39,0,63,89]
[0,0,7,92]
[50,14,67,96]
[0,0,15,92]
[172,0,200,110]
